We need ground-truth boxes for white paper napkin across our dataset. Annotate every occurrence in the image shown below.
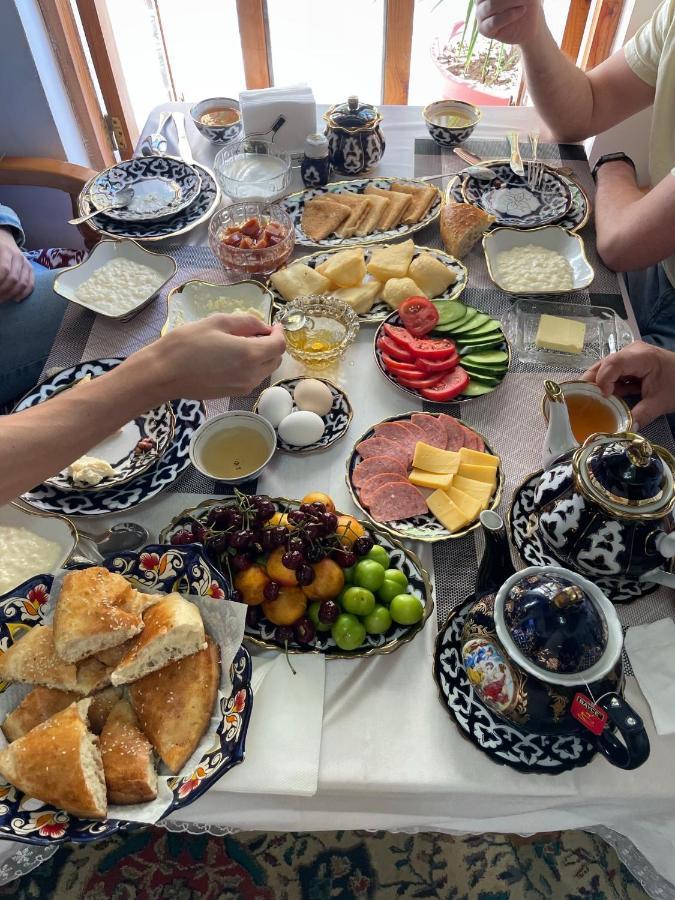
[625,618,675,735]
[239,83,316,155]
[214,649,326,796]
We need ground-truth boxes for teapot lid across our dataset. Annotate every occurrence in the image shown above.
[324,96,382,131]
[574,433,675,519]
[498,570,608,676]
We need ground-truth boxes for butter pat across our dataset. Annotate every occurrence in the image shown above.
[409,469,454,490]
[68,455,116,485]
[535,314,586,354]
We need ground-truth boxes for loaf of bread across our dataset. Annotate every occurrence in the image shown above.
[440,201,495,259]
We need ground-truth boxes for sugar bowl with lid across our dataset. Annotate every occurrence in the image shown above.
[323,96,385,175]
[461,565,650,769]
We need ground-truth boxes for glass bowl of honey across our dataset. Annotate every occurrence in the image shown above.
[541,380,632,444]
[189,411,277,484]
[276,295,360,368]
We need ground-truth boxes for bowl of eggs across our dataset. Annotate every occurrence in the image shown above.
[254,377,353,455]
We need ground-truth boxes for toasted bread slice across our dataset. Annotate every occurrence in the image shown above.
[0,699,107,818]
[129,637,220,774]
[301,197,351,241]
[1,687,79,742]
[100,699,157,805]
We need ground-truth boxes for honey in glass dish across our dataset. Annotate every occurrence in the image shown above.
[285,315,347,358]
[199,426,270,479]
[200,107,240,127]
[565,393,621,443]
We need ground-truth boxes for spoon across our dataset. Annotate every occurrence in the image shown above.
[77,522,150,559]
[69,186,135,225]
[140,110,171,157]
[421,166,497,183]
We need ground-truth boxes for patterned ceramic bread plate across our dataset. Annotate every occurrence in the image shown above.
[281,177,443,249]
[268,244,467,326]
[433,597,596,774]
[16,360,205,517]
[373,310,510,404]
[253,377,352,455]
[163,279,274,334]
[461,162,573,229]
[159,498,434,659]
[346,412,503,543]
[86,157,202,223]
[79,162,220,242]
[0,544,252,845]
[509,470,658,605]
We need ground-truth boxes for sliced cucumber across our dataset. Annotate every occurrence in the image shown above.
[463,349,510,366]
[433,299,466,326]
[465,320,503,337]
[462,360,507,377]
[433,306,476,333]
[449,312,492,335]
[458,334,505,349]
[459,340,505,355]
[463,381,499,397]
[464,371,501,386]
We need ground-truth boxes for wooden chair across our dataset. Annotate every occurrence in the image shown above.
[0,156,100,249]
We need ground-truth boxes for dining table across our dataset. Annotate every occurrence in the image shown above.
[2,103,674,899]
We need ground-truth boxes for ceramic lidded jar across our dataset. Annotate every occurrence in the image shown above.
[461,566,650,769]
[322,96,385,175]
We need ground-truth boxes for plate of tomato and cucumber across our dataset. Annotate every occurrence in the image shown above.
[374,296,510,403]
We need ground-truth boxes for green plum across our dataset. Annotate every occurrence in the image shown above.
[363,604,392,634]
[308,600,332,632]
[389,593,424,625]
[353,559,386,592]
[384,568,408,589]
[366,545,390,569]
[377,578,405,605]
[332,613,366,651]
[341,586,376,617]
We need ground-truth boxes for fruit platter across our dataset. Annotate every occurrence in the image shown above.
[347,412,503,542]
[375,298,510,402]
[160,491,433,659]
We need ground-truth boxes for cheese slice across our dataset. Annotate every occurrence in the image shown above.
[426,490,471,532]
[458,463,497,485]
[412,442,460,475]
[409,469,454,490]
[535,314,586,354]
[447,485,483,522]
[452,474,495,503]
[458,447,500,469]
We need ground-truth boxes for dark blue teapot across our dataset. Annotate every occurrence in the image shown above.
[323,96,385,175]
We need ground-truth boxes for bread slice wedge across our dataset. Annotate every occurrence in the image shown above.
[1,687,79,742]
[111,594,206,686]
[100,699,157,805]
[53,567,146,663]
[88,686,124,735]
[0,699,107,818]
[129,636,219,774]
[440,201,496,259]
[0,625,99,694]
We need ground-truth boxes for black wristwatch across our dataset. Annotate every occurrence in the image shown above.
[591,152,637,182]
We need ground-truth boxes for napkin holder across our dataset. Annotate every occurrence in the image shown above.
[239,84,317,158]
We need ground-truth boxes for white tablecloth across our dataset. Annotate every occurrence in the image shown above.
[2,104,673,899]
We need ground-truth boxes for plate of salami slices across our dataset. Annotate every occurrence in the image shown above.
[346,412,503,542]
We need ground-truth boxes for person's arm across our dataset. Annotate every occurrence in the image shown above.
[582,340,675,428]
[0,205,33,303]
[475,0,655,141]
[0,314,286,504]
[594,162,675,271]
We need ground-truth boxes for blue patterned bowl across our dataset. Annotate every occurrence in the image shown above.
[0,545,252,845]
[190,97,243,145]
[423,100,480,148]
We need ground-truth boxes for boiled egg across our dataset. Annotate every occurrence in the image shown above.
[278,411,325,447]
[257,386,293,428]
[293,378,334,417]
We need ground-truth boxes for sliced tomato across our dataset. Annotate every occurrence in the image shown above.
[396,369,448,390]
[420,366,470,402]
[399,297,440,336]
[406,336,456,361]
[382,323,414,350]
[381,355,423,377]
[377,336,414,362]
[415,351,459,374]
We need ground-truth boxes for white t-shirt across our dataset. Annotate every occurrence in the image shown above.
[624,0,675,286]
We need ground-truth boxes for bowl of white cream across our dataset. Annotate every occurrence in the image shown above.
[0,504,78,597]
[54,238,177,321]
[483,225,594,297]
[162,278,273,334]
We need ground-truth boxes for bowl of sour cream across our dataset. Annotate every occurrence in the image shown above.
[483,225,595,297]
[0,504,78,597]
[54,238,177,321]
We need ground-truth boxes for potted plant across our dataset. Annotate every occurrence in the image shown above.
[430,0,521,106]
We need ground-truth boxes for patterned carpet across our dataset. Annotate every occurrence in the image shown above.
[0,828,650,899]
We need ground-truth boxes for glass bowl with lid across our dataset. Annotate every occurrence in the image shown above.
[214,138,292,201]
[275,295,360,368]
[208,201,295,277]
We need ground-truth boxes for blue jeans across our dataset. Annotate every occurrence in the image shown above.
[626,264,675,350]
[0,263,68,408]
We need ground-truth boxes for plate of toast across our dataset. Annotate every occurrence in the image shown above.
[0,545,252,845]
[281,177,442,249]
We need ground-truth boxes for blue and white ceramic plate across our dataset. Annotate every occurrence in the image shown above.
[86,157,202,222]
[434,596,596,774]
[509,470,658,605]
[79,162,220,242]
[346,413,503,543]
[253,377,352,455]
[16,359,205,516]
[268,244,467,326]
[159,498,434,659]
[461,162,573,229]
[281,177,443,249]
[0,545,252,845]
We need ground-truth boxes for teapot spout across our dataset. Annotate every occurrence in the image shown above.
[543,381,579,467]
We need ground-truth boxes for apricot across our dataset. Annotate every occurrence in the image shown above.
[335,514,366,548]
[262,586,307,626]
[268,512,296,531]
[301,492,336,513]
[234,564,269,606]
[302,558,345,601]
[265,547,299,587]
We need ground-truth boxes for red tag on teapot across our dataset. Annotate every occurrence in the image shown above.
[571,693,609,735]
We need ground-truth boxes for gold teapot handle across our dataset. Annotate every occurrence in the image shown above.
[626,435,653,468]
[545,380,565,404]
